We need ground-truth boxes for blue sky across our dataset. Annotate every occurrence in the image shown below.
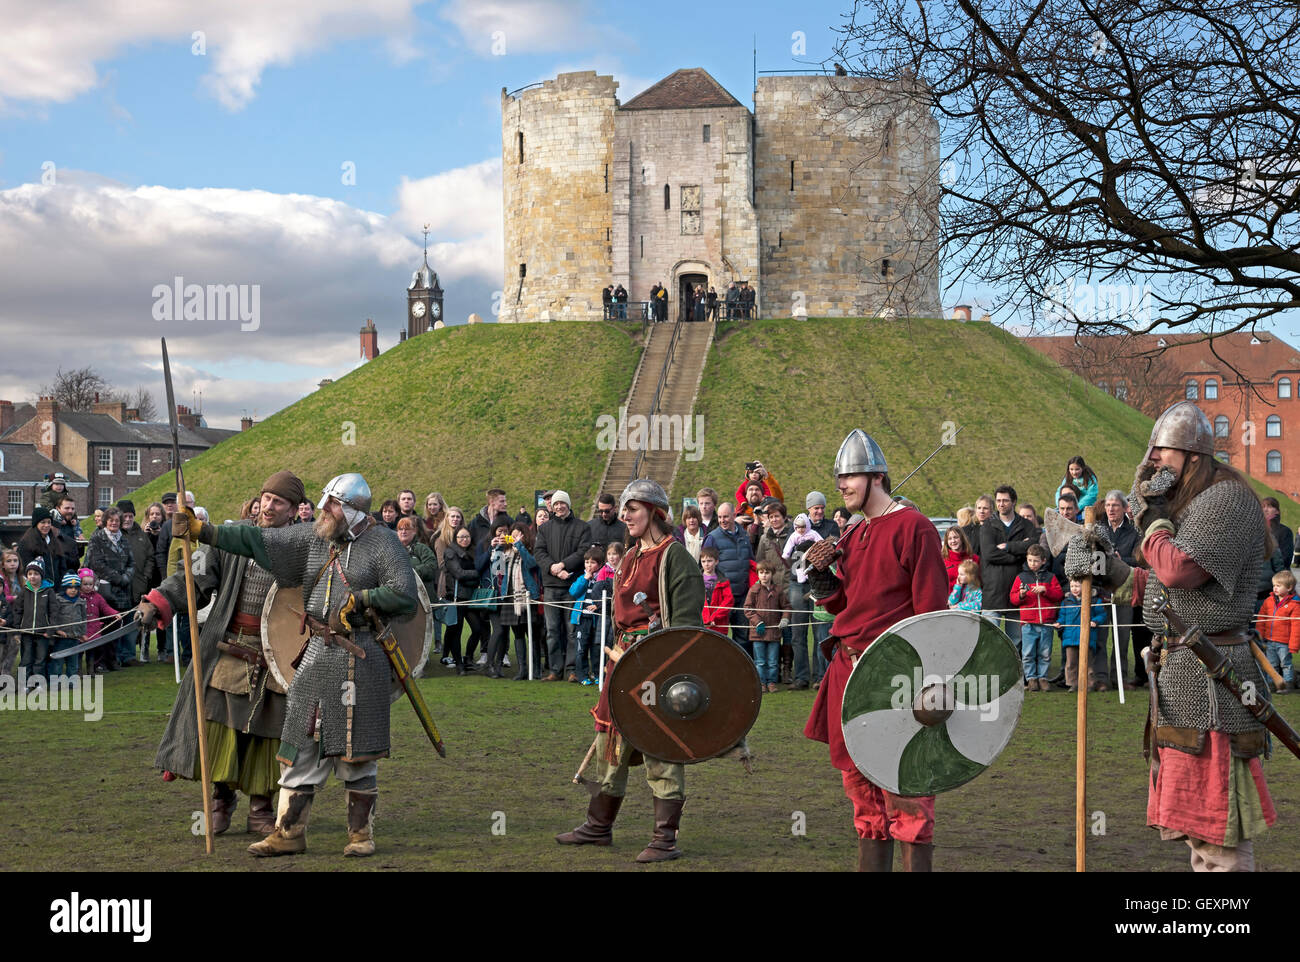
[0,0,867,426]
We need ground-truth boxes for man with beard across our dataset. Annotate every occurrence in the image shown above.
[144,471,305,836]
[172,472,417,857]
[803,430,949,871]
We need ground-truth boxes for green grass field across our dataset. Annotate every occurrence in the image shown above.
[2,654,1295,872]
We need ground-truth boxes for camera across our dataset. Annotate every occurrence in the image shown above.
[745,461,760,473]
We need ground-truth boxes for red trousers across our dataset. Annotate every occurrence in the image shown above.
[842,768,935,843]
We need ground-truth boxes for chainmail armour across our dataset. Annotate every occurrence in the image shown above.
[237,558,275,616]
[257,522,417,763]
[1142,480,1270,737]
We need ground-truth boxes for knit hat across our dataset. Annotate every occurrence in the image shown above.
[805,490,827,509]
[116,499,136,514]
[32,505,53,526]
[78,567,95,580]
[261,470,306,508]
[550,490,571,508]
[24,558,44,575]
[61,572,80,588]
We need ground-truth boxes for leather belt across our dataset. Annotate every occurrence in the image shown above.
[228,611,262,633]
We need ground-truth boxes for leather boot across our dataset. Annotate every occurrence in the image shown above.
[635,797,684,862]
[246,794,275,836]
[900,841,934,872]
[858,838,894,872]
[211,783,237,836]
[555,792,624,846]
[247,788,312,857]
[343,789,378,857]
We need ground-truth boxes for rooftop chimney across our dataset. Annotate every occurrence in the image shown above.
[92,400,127,423]
[174,404,200,431]
[0,400,13,436]
[360,318,379,361]
[34,395,58,462]
[241,416,254,431]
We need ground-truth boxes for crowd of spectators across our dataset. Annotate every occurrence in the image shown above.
[600,280,757,322]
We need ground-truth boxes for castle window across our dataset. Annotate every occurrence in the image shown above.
[1214,415,1229,437]
[604,164,608,193]
[1279,377,1292,399]
[881,259,891,278]
[883,120,893,155]
[664,184,670,210]
[790,161,795,191]
[1267,414,1282,437]
[519,263,526,278]
[778,231,782,249]
[1268,450,1283,473]
[517,131,524,164]
[703,124,711,143]
[1205,378,1218,400]
[640,236,644,259]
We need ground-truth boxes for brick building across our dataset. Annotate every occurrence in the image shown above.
[500,68,941,323]
[1026,332,1300,500]
[0,442,87,544]
[0,397,240,513]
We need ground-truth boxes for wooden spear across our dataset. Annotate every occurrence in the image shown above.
[1075,504,1097,872]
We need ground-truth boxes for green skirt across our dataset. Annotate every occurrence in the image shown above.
[191,720,281,797]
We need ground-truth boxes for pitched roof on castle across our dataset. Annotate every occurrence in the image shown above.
[621,68,743,111]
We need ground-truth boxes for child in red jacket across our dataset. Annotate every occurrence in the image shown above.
[1256,570,1299,692]
[699,546,734,634]
[1011,545,1063,691]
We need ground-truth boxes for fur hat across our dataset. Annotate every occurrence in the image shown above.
[31,505,53,526]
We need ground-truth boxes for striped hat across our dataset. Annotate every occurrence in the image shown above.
[61,572,81,588]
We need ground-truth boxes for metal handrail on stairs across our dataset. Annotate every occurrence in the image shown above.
[629,320,686,482]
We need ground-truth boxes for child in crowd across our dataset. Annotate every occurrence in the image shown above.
[942,526,978,590]
[700,545,734,634]
[569,547,610,685]
[1255,569,1299,693]
[14,558,53,688]
[781,513,823,581]
[1054,578,1109,692]
[947,559,983,613]
[79,567,121,675]
[48,572,87,678]
[745,560,790,694]
[0,548,21,675]
[599,541,624,582]
[1011,544,1064,691]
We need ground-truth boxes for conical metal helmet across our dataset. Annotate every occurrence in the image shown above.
[1145,401,1213,462]
[833,429,889,477]
[620,478,670,515]
[320,473,372,514]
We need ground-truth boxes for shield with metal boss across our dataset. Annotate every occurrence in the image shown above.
[841,610,1024,796]
[607,626,761,764]
[261,579,432,703]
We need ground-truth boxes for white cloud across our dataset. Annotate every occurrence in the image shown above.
[0,161,502,427]
[440,0,627,56]
[0,0,424,111]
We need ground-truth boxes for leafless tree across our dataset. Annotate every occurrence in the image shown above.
[1054,336,1184,418]
[833,0,1300,341]
[37,367,111,412]
[114,385,158,421]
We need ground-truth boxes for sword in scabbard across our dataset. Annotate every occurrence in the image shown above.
[371,614,446,758]
[1157,601,1300,761]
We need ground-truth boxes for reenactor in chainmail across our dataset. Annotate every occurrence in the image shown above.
[146,470,306,837]
[1066,401,1278,871]
[172,472,417,858]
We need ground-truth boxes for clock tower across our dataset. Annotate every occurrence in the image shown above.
[407,224,445,337]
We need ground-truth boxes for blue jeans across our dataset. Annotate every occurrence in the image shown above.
[1021,623,1053,680]
[812,618,832,682]
[729,608,752,661]
[574,616,597,679]
[1001,614,1022,649]
[788,582,812,684]
[754,640,779,685]
[20,635,48,680]
[48,639,77,677]
[543,587,576,674]
[1265,641,1294,685]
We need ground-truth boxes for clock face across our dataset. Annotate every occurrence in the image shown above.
[431,302,441,318]
[411,301,426,318]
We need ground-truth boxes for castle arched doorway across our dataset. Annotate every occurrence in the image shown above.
[678,272,708,322]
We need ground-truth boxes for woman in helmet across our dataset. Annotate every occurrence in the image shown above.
[555,478,705,862]
[1068,401,1277,871]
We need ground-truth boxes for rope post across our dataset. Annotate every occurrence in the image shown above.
[1076,505,1098,872]
[598,593,608,689]
[526,596,534,681]
[1111,602,1124,706]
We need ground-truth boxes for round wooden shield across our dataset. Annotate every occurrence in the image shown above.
[607,626,761,764]
[260,580,432,703]
[841,610,1024,797]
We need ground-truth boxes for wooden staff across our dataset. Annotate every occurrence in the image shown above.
[1076,505,1097,872]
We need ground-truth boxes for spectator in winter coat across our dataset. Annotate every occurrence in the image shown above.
[17,506,57,584]
[962,496,992,550]
[469,489,508,552]
[1054,578,1109,692]
[1056,455,1100,509]
[587,493,628,551]
[734,460,784,520]
[782,513,823,580]
[50,494,85,586]
[47,573,87,677]
[675,505,706,562]
[804,492,838,540]
[1098,490,1140,688]
[87,506,137,667]
[14,559,53,686]
[567,547,609,685]
[117,500,155,661]
[398,517,439,600]
[745,561,790,693]
[699,546,734,633]
[1011,545,1064,690]
[1259,497,1294,600]
[947,560,983,613]
[1256,570,1299,692]
[703,503,755,654]
[441,526,487,674]
[534,490,592,681]
[696,488,720,534]
[942,526,978,590]
[979,486,1038,646]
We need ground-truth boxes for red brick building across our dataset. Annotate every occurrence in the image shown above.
[1026,332,1300,500]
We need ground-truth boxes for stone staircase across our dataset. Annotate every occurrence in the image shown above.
[595,320,715,506]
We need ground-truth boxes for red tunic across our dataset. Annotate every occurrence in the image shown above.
[593,537,672,733]
[804,505,950,771]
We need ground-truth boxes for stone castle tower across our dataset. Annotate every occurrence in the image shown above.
[500,68,940,323]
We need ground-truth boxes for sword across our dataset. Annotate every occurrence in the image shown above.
[371,614,446,758]
[1157,601,1300,761]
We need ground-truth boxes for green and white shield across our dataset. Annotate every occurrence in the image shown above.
[841,610,1023,796]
